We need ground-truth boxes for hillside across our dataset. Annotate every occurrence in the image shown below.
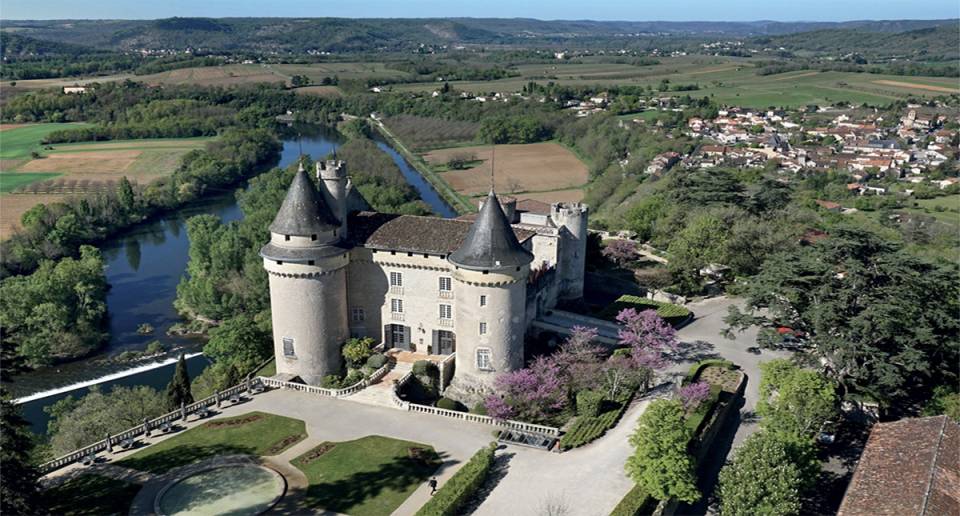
[1,17,955,53]
[753,25,959,61]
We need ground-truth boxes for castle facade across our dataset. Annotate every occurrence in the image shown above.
[261,160,587,400]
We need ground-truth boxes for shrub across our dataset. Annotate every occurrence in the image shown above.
[560,390,635,450]
[471,403,488,415]
[436,397,467,412]
[609,484,657,516]
[576,390,604,417]
[343,369,366,387]
[320,375,343,389]
[342,337,375,368]
[366,353,388,370]
[145,341,165,355]
[412,359,438,377]
[416,444,496,516]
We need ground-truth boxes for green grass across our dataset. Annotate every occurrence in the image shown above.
[292,435,441,516]
[0,123,92,159]
[0,172,61,192]
[118,412,306,474]
[44,474,141,516]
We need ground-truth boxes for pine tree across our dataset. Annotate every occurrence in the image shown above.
[166,353,194,410]
[1,393,42,515]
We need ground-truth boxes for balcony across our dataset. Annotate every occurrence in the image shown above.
[389,286,404,295]
[391,312,405,322]
[438,290,454,300]
[438,318,454,328]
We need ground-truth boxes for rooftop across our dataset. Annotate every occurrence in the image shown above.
[268,166,340,236]
[448,191,535,271]
[838,415,959,516]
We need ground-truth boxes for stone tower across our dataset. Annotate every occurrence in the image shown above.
[260,164,349,385]
[446,191,534,404]
[550,202,589,300]
[316,160,349,239]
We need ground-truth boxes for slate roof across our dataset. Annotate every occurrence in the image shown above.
[838,415,959,516]
[348,211,534,257]
[448,191,535,270]
[268,166,340,236]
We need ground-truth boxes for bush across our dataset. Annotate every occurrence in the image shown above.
[471,403,488,415]
[342,337,375,368]
[609,484,657,516]
[436,397,467,412]
[366,353,388,369]
[416,444,496,516]
[576,390,604,417]
[320,374,344,389]
[145,341,165,355]
[412,359,438,377]
[560,390,635,450]
[343,369,366,387]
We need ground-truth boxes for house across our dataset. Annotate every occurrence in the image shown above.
[63,86,86,94]
[765,133,790,153]
[260,162,588,404]
[816,200,842,212]
[645,152,681,175]
[837,415,958,516]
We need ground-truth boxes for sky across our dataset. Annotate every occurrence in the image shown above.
[1,0,957,22]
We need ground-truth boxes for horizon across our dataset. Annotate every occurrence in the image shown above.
[1,0,957,22]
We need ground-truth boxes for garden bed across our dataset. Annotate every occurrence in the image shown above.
[560,390,635,450]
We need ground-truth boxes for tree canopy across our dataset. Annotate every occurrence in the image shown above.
[625,399,700,503]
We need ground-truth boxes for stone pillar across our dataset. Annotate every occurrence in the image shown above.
[215,390,221,408]
[180,401,187,421]
[105,433,113,453]
[143,418,151,437]
[246,376,252,394]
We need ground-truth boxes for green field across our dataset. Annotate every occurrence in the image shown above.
[0,123,92,159]
[0,172,61,192]
[392,57,958,108]
[292,435,441,516]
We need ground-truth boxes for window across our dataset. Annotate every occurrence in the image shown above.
[391,298,403,313]
[439,304,452,319]
[282,337,295,357]
[351,307,365,322]
[476,348,492,370]
[438,330,455,353]
[391,324,406,345]
[439,277,452,291]
[479,322,487,335]
[390,272,403,287]
[311,234,317,241]
[284,235,291,241]
[480,295,487,307]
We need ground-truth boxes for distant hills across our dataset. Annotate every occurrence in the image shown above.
[1,17,956,54]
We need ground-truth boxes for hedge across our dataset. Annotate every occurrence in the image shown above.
[576,390,604,417]
[609,484,657,516]
[436,397,467,412]
[598,295,691,326]
[684,384,723,437]
[416,443,496,516]
[560,390,635,450]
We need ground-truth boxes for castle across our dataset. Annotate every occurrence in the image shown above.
[260,160,588,402]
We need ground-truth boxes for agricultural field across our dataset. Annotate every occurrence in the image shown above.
[0,128,214,239]
[383,115,480,151]
[392,56,958,108]
[294,85,343,97]
[423,142,588,199]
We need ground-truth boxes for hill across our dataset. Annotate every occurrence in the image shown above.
[1,17,955,53]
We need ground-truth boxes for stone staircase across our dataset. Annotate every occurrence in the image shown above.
[343,361,411,408]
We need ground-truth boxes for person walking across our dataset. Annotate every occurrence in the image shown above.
[429,477,438,495]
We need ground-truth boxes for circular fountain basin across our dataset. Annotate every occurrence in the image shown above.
[155,464,286,516]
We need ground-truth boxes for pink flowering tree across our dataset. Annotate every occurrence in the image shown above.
[484,355,567,423]
[678,381,711,411]
[602,239,638,266]
[616,308,679,371]
[553,326,602,392]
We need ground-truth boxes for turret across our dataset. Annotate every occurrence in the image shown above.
[317,160,349,239]
[260,164,349,385]
[446,191,534,402]
[550,202,588,300]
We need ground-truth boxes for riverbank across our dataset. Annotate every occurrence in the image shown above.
[370,116,474,215]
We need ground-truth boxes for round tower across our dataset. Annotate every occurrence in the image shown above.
[447,191,534,404]
[317,159,348,239]
[260,164,349,385]
[550,202,589,300]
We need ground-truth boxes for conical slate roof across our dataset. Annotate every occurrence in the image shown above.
[449,191,534,271]
[268,165,340,236]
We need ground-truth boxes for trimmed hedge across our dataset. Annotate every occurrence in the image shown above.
[416,443,496,516]
[609,484,657,516]
[560,390,635,450]
[367,353,388,369]
[436,397,467,412]
[598,295,691,326]
[684,384,723,437]
[576,390,604,417]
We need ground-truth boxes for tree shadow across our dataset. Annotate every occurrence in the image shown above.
[117,444,258,475]
[676,397,745,516]
[275,449,452,515]
[460,450,515,515]
[672,340,720,363]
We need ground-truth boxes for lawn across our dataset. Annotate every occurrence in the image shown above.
[44,474,141,516]
[0,172,61,193]
[292,435,441,516]
[0,123,92,159]
[118,412,306,474]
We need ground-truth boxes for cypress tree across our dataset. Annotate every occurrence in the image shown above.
[166,354,194,410]
[0,393,42,515]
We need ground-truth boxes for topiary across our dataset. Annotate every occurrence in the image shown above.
[436,397,467,412]
[366,353,388,369]
[576,390,605,417]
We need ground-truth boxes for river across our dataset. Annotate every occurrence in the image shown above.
[12,123,456,434]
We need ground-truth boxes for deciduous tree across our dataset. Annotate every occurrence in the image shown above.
[625,399,699,503]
